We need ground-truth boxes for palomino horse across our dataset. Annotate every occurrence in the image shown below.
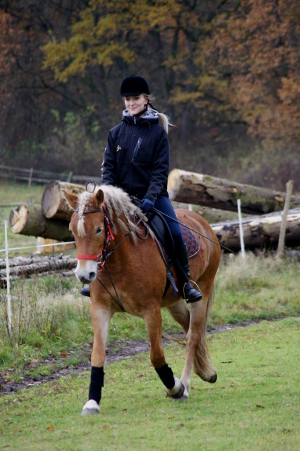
[64,185,221,415]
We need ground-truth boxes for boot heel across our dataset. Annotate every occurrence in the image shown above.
[183,282,203,303]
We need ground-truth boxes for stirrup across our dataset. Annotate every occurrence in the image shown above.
[183,282,203,303]
[80,286,90,297]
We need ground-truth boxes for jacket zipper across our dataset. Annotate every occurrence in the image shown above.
[132,137,142,162]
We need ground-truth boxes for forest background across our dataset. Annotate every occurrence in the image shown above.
[1,0,299,192]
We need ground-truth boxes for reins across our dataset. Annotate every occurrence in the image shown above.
[151,207,236,255]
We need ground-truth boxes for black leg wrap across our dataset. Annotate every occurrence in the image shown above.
[89,366,104,404]
[155,363,175,390]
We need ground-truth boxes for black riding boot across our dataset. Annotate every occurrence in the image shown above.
[174,244,203,303]
[80,286,90,297]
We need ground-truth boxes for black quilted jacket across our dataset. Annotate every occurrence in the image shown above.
[101,110,169,203]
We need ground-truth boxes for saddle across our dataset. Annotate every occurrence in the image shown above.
[146,210,200,297]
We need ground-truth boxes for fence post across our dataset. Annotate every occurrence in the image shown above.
[28,167,33,187]
[67,171,73,182]
[4,220,12,338]
[237,199,245,262]
[277,180,294,259]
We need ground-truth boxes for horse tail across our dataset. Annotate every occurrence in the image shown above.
[193,283,217,382]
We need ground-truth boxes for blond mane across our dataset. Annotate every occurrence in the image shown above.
[76,185,150,243]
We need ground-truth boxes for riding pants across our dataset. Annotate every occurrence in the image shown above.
[154,196,184,249]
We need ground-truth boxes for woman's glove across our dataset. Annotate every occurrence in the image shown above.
[140,198,154,212]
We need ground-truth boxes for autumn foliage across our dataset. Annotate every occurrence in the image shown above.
[1,1,300,190]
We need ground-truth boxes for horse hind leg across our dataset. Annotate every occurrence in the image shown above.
[193,285,217,383]
[144,305,187,400]
[180,285,217,392]
[166,299,190,335]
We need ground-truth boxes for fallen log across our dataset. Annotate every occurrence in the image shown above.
[172,202,240,223]
[168,169,300,215]
[41,180,85,220]
[9,204,73,241]
[0,256,77,279]
[0,255,75,270]
[211,209,300,252]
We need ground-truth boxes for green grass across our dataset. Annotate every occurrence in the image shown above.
[213,253,300,324]
[1,318,299,451]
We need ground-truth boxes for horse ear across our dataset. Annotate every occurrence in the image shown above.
[62,190,78,210]
[96,189,104,206]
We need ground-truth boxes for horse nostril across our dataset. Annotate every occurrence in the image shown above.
[89,272,96,281]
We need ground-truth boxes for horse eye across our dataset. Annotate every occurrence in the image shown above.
[95,226,103,234]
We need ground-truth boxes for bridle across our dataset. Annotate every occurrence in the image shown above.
[74,203,128,312]
[76,204,115,266]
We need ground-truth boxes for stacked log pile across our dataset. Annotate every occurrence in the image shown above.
[212,209,300,252]
[8,174,300,257]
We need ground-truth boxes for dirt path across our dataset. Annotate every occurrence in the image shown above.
[0,319,262,396]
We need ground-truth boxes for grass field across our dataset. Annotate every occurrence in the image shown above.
[1,178,300,418]
[1,317,299,451]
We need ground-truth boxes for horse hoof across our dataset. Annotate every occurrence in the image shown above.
[166,378,189,401]
[209,372,217,383]
[81,399,100,416]
[173,385,189,401]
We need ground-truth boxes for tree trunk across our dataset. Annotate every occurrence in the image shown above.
[212,209,300,252]
[9,204,73,241]
[168,169,300,214]
[41,180,85,220]
[172,202,241,223]
[0,255,77,279]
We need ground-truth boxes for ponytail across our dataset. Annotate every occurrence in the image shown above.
[146,95,174,134]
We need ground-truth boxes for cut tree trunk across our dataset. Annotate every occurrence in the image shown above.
[211,209,300,252]
[172,202,241,223]
[0,255,77,279]
[168,169,300,215]
[41,180,85,220]
[9,204,73,241]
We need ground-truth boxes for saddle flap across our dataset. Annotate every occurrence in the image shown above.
[147,212,200,266]
[146,210,175,259]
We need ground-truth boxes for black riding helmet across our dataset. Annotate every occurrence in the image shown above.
[120,75,150,97]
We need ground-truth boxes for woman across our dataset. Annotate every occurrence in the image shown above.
[81,74,202,303]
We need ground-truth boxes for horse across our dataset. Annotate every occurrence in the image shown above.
[64,185,221,415]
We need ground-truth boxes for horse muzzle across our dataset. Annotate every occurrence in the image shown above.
[74,260,98,284]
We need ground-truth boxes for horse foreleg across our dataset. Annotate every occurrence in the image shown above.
[81,305,113,416]
[144,306,187,400]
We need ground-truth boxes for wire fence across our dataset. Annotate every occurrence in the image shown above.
[0,164,101,186]
[1,220,76,338]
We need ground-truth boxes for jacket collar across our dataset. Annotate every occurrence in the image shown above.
[122,109,160,125]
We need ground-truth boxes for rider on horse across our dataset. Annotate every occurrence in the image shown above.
[81,74,202,303]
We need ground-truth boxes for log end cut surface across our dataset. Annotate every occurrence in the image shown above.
[9,204,28,234]
[42,181,61,218]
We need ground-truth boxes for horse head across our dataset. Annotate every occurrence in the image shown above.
[64,188,106,285]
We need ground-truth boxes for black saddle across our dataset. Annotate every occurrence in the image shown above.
[146,209,177,297]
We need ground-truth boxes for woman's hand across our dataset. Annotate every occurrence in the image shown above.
[140,198,154,212]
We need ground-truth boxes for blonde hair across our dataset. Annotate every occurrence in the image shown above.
[146,94,173,134]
